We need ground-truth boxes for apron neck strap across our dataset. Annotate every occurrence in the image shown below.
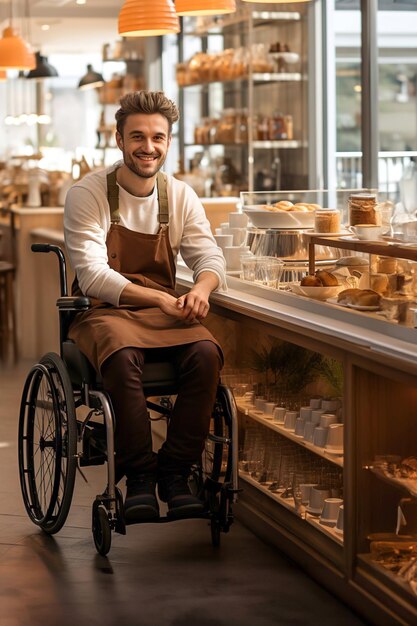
[156,171,169,225]
[106,168,169,225]
[107,169,120,223]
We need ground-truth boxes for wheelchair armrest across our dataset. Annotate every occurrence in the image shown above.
[56,296,91,311]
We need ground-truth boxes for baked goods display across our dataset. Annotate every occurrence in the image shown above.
[337,288,381,308]
[176,44,273,86]
[263,201,319,213]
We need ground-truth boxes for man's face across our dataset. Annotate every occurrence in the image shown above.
[116,113,171,179]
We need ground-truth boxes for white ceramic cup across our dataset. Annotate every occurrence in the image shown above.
[321,399,340,412]
[320,413,338,428]
[228,211,249,228]
[222,227,247,246]
[273,406,286,423]
[300,483,318,505]
[325,423,344,451]
[303,421,316,443]
[309,397,322,409]
[335,504,344,534]
[299,406,312,421]
[311,409,325,425]
[264,401,276,417]
[223,245,250,270]
[313,426,328,448]
[294,417,305,437]
[320,498,344,526]
[308,486,331,514]
[349,224,383,240]
[214,234,233,251]
[284,410,298,431]
[254,396,266,411]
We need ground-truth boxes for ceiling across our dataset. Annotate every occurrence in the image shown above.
[0,1,415,56]
[0,0,122,55]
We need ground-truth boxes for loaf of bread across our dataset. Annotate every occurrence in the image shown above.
[337,288,381,307]
[300,275,322,287]
[315,270,339,286]
[300,270,339,288]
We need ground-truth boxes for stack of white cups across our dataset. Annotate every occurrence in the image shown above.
[214,212,251,271]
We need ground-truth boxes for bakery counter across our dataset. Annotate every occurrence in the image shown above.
[175,266,417,625]
[176,265,417,367]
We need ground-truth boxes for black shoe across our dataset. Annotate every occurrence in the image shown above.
[158,473,205,520]
[124,474,159,524]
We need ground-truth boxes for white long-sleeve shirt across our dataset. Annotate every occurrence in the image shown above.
[64,162,227,306]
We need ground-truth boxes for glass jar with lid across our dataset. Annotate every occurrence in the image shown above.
[348,193,380,226]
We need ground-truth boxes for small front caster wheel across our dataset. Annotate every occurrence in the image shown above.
[92,502,111,556]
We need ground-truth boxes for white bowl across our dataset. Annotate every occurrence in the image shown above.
[243,206,315,229]
[288,283,343,300]
[270,51,300,65]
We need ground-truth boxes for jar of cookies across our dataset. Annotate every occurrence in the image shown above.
[348,193,380,226]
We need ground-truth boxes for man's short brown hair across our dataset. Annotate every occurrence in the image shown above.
[115,90,179,136]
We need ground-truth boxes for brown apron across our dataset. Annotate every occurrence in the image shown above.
[68,168,220,372]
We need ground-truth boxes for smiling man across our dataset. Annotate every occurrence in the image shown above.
[64,91,226,524]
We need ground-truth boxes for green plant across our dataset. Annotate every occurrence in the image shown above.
[315,357,344,397]
[250,340,323,395]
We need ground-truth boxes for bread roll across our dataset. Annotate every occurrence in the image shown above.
[275,201,293,210]
[315,270,339,286]
[301,275,322,287]
[337,288,381,307]
[355,290,381,307]
[337,288,361,304]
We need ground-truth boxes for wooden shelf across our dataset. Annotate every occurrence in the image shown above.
[240,471,343,546]
[305,233,417,275]
[236,399,344,468]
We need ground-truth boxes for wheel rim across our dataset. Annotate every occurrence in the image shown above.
[19,362,72,527]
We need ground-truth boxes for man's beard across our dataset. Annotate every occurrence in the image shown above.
[123,149,166,179]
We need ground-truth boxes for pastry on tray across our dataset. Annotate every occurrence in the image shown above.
[337,288,381,307]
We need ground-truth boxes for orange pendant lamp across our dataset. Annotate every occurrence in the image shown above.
[0,25,35,70]
[242,0,309,3]
[119,0,180,37]
[175,0,236,16]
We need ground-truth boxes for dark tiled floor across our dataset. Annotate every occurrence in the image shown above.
[0,360,368,626]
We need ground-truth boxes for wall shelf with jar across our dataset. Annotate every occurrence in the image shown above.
[176,1,310,195]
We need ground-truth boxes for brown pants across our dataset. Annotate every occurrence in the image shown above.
[101,341,223,482]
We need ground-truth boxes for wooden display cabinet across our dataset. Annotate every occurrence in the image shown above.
[190,274,417,625]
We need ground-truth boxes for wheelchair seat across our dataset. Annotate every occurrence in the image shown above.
[18,243,239,556]
[62,339,179,396]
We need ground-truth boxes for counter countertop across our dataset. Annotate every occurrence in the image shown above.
[176,265,417,367]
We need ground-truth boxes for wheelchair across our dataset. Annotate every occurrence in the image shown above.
[18,244,239,556]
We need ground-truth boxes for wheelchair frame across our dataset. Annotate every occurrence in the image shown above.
[18,244,239,555]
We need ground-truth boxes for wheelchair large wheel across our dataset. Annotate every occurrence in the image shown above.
[202,384,233,485]
[18,352,77,534]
